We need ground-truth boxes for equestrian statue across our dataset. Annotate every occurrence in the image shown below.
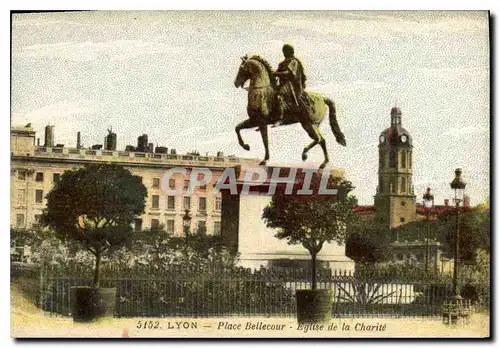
[233,44,346,169]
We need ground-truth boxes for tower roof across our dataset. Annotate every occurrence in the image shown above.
[379,107,412,146]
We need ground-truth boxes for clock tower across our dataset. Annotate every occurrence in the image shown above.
[375,106,416,230]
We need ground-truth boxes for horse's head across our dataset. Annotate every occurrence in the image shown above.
[234,55,250,88]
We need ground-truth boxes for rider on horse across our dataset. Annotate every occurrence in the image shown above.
[272,44,310,126]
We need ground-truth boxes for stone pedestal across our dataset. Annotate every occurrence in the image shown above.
[220,165,355,272]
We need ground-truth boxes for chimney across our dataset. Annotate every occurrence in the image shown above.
[105,128,117,151]
[148,143,154,153]
[444,199,449,207]
[44,125,54,147]
[77,132,81,149]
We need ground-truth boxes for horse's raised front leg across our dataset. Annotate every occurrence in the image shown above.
[235,119,256,151]
[259,124,270,166]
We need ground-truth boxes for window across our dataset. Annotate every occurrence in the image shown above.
[400,217,406,223]
[183,197,191,210]
[401,177,406,193]
[53,173,61,183]
[166,219,175,234]
[35,172,44,182]
[401,201,406,206]
[184,180,190,189]
[198,197,206,211]
[34,214,42,223]
[35,189,43,204]
[134,219,143,232]
[409,154,412,169]
[389,150,397,168]
[213,221,221,235]
[167,196,175,210]
[152,178,160,189]
[16,214,25,228]
[401,151,407,169]
[151,219,159,229]
[18,171,26,180]
[152,195,160,209]
[379,154,384,168]
[17,189,26,204]
[215,196,222,211]
[391,177,397,193]
[169,178,176,188]
[197,220,206,234]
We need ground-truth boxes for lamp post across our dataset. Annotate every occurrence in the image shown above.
[450,168,466,300]
[183,209,192,249]
[423,187,434,275]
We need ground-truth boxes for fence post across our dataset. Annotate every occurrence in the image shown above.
[39,265,45,314]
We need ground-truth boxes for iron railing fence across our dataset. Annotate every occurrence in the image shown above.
[37,264,490,318]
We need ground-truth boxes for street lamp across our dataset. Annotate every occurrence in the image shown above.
[450,168,466,301]
[423,187,434,275]
[183,209,192,248]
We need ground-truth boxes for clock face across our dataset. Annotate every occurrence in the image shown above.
[379,135,385,143]
[401,135,408,143]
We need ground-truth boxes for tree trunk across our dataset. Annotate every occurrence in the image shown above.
[311,252,317,290]
[93,250,101,288]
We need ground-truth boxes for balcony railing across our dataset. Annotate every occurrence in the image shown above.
[31,146,252,167]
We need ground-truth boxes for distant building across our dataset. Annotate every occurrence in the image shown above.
[10,124,258,237]
[353,107,472,274]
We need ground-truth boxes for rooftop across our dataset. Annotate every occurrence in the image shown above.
[12,146,259,169]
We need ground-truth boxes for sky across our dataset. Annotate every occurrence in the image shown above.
[10,11,490,206]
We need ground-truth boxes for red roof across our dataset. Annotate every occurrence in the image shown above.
[352,204,470,216]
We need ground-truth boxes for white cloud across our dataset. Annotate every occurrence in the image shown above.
[13,100,97,123]
[415,67,489,78]
[14,40,184,62]
[309,80,388,95]
[440,125,489,137]
[272,12,487,39]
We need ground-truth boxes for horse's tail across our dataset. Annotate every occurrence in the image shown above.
[324,98,346,146]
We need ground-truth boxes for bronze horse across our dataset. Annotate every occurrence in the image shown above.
[233,55,346,169]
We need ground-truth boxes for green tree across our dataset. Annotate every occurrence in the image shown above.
[346,215,390,265]
[43,163,147,287]
[436,205,490,263]
[262,174,357,289]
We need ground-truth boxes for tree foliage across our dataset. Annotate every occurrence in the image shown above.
[262,173,357,288]
[43,163,147,286]
[346,215,391,264]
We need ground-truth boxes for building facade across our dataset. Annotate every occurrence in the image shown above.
[10,124,258,237]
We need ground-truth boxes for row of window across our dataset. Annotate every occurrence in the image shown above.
[16,189,44,204]
[14,213,222,236]
[15,187,223,212]
[381,150,412,169]
[394,252,427,262]
[22,171,209,191]
[134,218,221,235]
[151,195,221,211]
[379,176,412,194]
[17,171,61,183]
[151,178,207,190]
